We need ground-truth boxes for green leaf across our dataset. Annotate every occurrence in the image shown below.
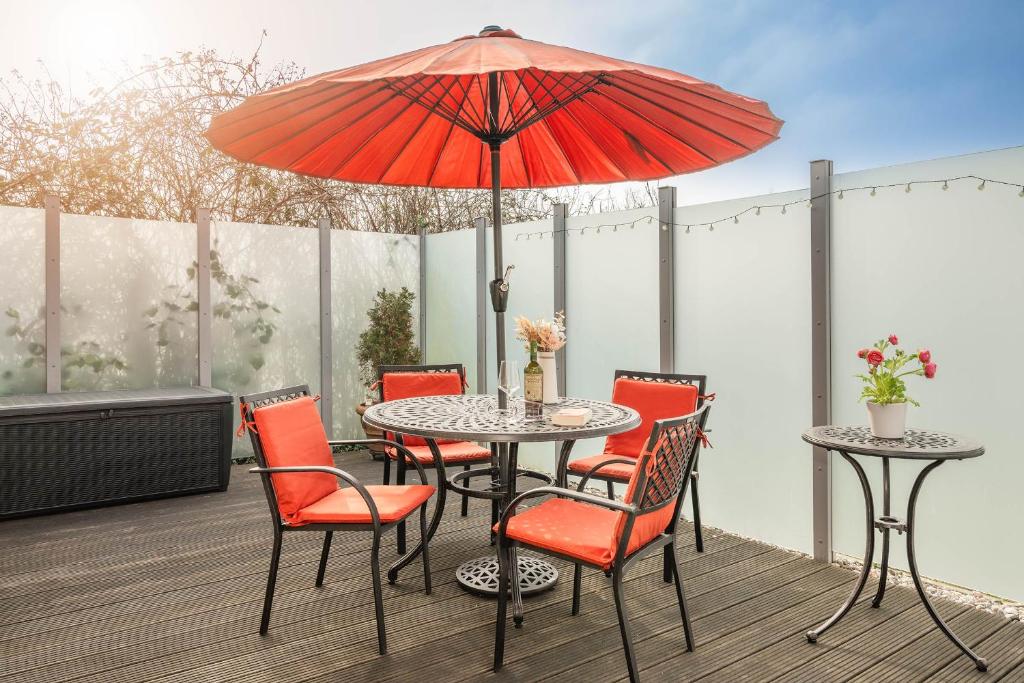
[5,307,19,319]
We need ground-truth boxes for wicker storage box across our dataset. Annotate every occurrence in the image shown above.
[0,387,233,519]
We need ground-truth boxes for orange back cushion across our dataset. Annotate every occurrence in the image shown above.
[603,378,698,457]
[252,396,337,522]
[381,371,462,446]
[615,440,681,556]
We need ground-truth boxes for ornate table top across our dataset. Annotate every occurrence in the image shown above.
[362,394,640,443]
[802,425,984,460]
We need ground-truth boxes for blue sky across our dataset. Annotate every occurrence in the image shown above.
[2,0,1022,203]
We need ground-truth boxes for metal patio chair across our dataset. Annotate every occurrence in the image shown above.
[559,370,711,554]
[376,364,495,553]
[240,385,434,655]
[495,404,711,682]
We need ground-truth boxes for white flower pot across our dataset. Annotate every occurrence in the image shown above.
[537,351,559,404]
[866,401,907,439]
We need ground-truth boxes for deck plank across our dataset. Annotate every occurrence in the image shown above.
[0,458,1015,683]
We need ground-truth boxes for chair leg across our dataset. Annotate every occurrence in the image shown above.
[419,504,432,595]
[606,480,615,500]
[571,563,583,616]
[315,531,333,587]
[612,567,640,683]
[259,529,283,635]
[461,464,470,517]
[691,472,704,553]
[371,531,387,655]
[668,542,696,652]
[396,456,407,556]
[490,498,499,546]
[383,454,391,485]
[662,545,673,583]
[493,542,510,671]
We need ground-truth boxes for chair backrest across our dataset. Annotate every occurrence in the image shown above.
[240,385,337,524]
[377,364,466,446]
[614,404,710,559]
[603,370,707,458]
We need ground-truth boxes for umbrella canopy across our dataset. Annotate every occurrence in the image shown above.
[206,27,782,189]
[207,26,782,401]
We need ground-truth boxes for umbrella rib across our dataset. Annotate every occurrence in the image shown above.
[506,71,601,138]
[574,94,677,175]
[545,103,628,183]
[622,71,782,131]
[500,71,530,133]
[379,74,464,184]
[595,81,744,160]
[209,80,379,149]
[611,74,776,143]
[425,77,474,186]
[515,72,584,185]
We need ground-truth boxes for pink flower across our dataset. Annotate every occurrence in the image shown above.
[918,349,931,364]
[857,348,869,359]
[888,334,899,345]
[924,362,937,379]
[866,349,884,366]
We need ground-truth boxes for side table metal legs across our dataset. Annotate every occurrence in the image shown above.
[906,460,987,671]
[806,452,874,643]
[807,452,987,672]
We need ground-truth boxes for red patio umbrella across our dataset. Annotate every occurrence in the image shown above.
[206,26,782,397]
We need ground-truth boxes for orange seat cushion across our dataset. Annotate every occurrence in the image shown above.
[499,494,675,570]
[294,484,435,525]
[603,378,698,457]
[252,396,338,523]
[566,453,637,481]
[387,441,491,464]
[381,371,463,447]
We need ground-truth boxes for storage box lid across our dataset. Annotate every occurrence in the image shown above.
[0,387,233,418]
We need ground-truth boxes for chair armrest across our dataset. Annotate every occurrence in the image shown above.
[328,438,429,485]
[575,458,637,492]
[496,485,636,543]
[249,465,382,528]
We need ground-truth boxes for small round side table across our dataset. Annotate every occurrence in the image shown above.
[802,425,987,672]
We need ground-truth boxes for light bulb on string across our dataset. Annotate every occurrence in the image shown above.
[838,190,844,199]
[942,180,949,190]
[978,180,986,191]
[755,207,761,216]
[1019,186,1024,198]
[733,216,739,224]
[905,183,912,193]
[781,205,787,215]
[708,223,714,232]
[870,187,876,196]
[685,225,691,234]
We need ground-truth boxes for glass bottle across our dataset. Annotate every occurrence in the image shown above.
[523,340,544,419]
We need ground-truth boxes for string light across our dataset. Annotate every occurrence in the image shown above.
[509,174,1021,240]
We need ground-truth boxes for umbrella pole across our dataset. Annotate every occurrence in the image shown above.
[489,139,508,409]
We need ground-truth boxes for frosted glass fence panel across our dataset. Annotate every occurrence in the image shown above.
[425,228,477,389]
[60,214,197,391]
[0,206,46,394]
[831,146,1024,600]
[331,230,418,438]
[565,208,659,477]
[210,221,319,458]
[674,191,812,553]
[485,219,555,472]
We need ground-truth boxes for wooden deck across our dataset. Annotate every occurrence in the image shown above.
[1,455,1021,682]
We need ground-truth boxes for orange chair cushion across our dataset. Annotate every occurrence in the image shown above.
[615,444,679,556]
[498,495,675,570]
[603,378,698,457]
[387,441,491,464]
[566,453,637,481]
[381,371,463,447]
[252,396,338,523]
[293,484,435,525]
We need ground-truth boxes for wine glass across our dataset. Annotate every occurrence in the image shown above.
[497,360,521,418]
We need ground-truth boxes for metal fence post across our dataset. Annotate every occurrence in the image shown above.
[475,216,488,394]
[195,208,212,388]
[319,217,333,435]
[44,194,61,393]
[810,159,833,562]
[418,224,427,363]
[658,186,676,373]
[553,203,568,458]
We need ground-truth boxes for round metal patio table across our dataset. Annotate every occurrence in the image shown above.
[802,425,987,671]
[363,394,640,623]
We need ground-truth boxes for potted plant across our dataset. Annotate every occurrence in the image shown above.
[856,334,937,438]
[355,287,420,459]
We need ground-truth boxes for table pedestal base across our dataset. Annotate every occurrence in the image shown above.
[456,554,559,597]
